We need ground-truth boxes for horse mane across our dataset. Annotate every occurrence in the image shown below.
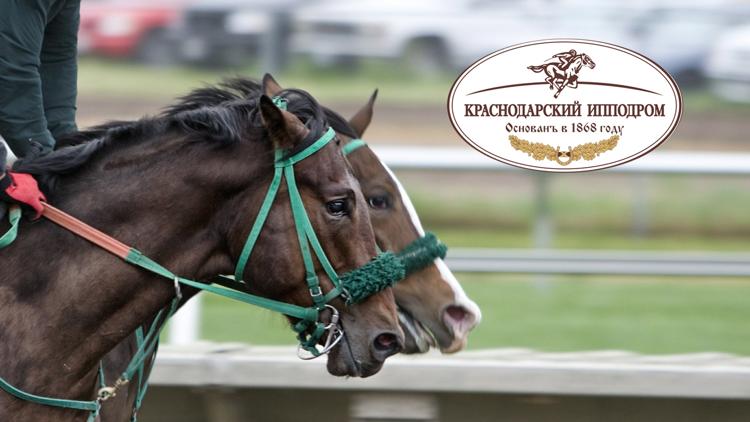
[13,77,330,192]
[165,76,360,139]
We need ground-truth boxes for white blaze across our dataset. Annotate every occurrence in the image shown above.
[378,158,482,324]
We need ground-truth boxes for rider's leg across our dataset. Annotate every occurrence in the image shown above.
[40,0,80,141]
[0,0,61,158]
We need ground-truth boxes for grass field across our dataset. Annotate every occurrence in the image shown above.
[179,273,750,355]
[78,57,455,105]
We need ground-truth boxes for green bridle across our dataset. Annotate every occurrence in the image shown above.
[228,97,407,358]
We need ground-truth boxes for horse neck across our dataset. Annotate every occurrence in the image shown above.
[0,135,265,407]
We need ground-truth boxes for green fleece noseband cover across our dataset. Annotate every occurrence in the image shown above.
[396,232,448,275]
[340,251,406,305]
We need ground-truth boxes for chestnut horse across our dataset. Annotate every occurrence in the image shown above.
[327,89,481,354]
[0,86,402,421]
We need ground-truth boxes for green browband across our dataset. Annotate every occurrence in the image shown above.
[342,138,367,155]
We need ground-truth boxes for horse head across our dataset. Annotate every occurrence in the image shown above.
[226,89,403,377]
[341,93,481,353]
[262,75,481,354]
[580,53,596,69]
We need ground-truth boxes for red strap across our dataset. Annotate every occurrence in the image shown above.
[42,204,132,259]
[3,172,46,219]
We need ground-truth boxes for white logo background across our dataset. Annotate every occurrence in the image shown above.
[448,39,682,172]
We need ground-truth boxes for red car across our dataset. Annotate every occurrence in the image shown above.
[78,0,189,64]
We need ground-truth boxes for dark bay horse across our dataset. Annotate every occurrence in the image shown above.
[100,76,482,421]
[165,74,480,353]
[0,86,402,421]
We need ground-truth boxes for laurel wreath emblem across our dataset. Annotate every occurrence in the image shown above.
[508,134,620,166]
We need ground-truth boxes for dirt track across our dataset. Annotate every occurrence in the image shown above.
[77,97,749,150]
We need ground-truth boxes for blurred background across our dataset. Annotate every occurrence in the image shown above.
[72,0,750,422]
[74,0,750,419]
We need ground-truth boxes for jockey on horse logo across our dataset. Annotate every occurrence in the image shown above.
[528,49,596,98]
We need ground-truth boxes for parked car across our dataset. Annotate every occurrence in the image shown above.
[706,24,750,103]
[630,4,750,85]
[169,0,300,67]
[291,0,551,73]
[79,0,189,65]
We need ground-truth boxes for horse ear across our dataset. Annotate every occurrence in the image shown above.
[259,95,310,151]
[348,89,378,137]
[262,73,283,97]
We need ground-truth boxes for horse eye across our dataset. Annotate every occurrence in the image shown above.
[368,196,389,210]
[326,199,349,216]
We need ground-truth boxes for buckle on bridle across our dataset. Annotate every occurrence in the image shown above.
[309,285,323,299]
[97,378,129,403]
[297,305,344,360]
[173,276,183,300]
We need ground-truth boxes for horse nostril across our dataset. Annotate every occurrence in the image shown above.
[445,305,469,323]
[374,332,398,351]
[372,332,403,359]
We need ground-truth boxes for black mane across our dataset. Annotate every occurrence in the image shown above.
[165,76,360,138]
[166,77,360,140]
[13,77,330,192]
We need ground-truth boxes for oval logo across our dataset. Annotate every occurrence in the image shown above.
[448,39,682,172]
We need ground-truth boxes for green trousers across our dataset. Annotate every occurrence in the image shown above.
[0,0,80,159]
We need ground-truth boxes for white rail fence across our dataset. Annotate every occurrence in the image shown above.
[169,148,750,344]
[141,344,750,422]
[150,345,750,400]
[373,147,750,175]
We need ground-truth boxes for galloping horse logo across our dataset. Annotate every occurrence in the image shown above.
[527,49,596,98]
